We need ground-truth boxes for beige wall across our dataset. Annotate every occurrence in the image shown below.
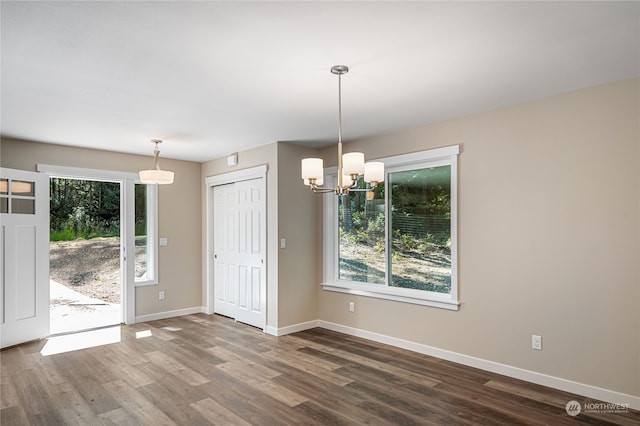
[317,78,640,397]
[277,143,320,326]
[0,139,202,317]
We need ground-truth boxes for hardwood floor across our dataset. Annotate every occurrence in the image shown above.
[1,314,639,425]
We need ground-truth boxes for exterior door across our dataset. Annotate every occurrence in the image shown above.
[0,168,50,348]
[213,178,265,328]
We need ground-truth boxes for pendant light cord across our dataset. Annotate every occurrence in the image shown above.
[338,72,342,145]
[153,142,161,170]
[337,71,344,190]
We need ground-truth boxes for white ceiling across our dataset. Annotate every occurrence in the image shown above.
[2,1,639,163]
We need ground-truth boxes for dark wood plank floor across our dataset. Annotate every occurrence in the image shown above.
[1,313,639,425]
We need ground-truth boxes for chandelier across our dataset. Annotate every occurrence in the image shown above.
[301,65,383,195]
[139,139,175,185]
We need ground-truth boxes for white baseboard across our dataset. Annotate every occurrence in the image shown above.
[265,320,319,336]
[135,306,205,323]
[317,320,640,411]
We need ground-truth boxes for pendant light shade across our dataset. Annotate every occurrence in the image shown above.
[342,152,365,176]
[301,158,324,181]
[139,139,174,185]
[139,169,174,185]
[364,162,384,184]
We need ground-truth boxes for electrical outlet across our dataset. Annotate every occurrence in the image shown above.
[349,302,355,313]
[159,291,165,300]
[532,335,542,350]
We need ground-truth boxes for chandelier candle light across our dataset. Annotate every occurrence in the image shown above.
[139,139,175,185]
[301,65,384,194]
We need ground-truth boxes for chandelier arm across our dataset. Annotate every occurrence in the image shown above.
[310,186,336,194]
[335,177,356,193]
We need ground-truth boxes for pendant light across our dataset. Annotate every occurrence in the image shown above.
[301,65,383,194]
[139,139,174,185]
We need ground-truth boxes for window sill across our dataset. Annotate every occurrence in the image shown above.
[135,279,158,287]
[322,281,459,311]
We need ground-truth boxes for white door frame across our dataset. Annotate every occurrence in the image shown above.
[37,164,140,325]
[205,165,267,329]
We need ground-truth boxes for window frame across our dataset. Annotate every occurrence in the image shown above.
[133,182,159,286]
[322,144,459,310]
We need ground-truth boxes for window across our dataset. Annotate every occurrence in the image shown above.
[324,145,459,310]
[0,179,36,214]
[135,184,148,279]
[134,183,158,285]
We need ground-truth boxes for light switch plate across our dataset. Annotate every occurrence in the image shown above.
[532,335,542,350]
[160,237,168,246]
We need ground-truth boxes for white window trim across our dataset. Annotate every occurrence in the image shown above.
[322,145,459,311]
[36,164,139,181]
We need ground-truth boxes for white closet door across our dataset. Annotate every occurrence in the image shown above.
[1,168,50,348]
[233,178,265,328]
[213,178,265,329]
[213,183,238,319]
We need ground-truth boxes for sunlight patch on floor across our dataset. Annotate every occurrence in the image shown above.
[136,329,152,338]
[41,326,121,356]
